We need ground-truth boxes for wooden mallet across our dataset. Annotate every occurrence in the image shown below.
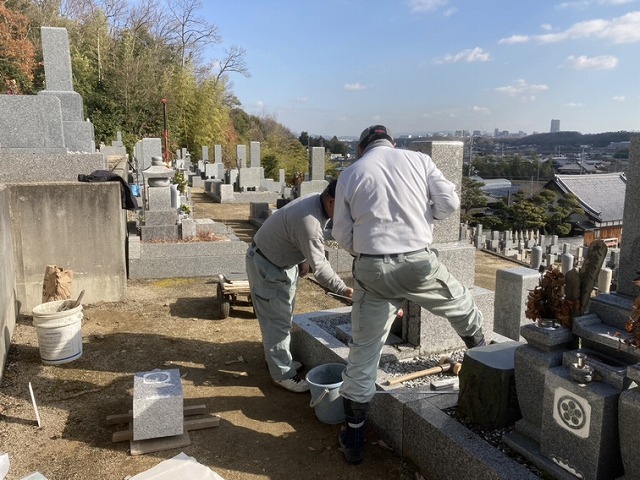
[384,355,462,386]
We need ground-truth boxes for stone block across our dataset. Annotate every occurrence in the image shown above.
[144,210,178,226]
[0,95,65,151]
[250,202,270,221]
[195,218,229,236]
[41,27,74,91]
[236,145,247,168]
[220,184,234,202]
[134,138,162,171]
[181,218,196,239]
[493,267,541,341]
[62,120,95,153]
[417,286,495,354]
[132,368,183,441]
[540,366,624,480]
[250,141,260,168]
[457,341,523,430]
[309,147,325,181]
[238,167,262,191]
[147,187,172,211]
[618,137,640,298]
[140,225,179,242]
[38,90,84,122]
[298,180,327,197]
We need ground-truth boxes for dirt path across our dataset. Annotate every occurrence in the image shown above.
[0,192,519,480]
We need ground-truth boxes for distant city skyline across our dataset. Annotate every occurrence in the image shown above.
[205,1,640,138]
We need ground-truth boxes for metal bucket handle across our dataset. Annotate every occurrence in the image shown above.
[309,388,330,408]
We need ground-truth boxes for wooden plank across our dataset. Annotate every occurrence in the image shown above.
[106,404,207,425]
[113,415,220,442]
[111,412,220,442]
[130,432,191,456]
[184,414,221,431]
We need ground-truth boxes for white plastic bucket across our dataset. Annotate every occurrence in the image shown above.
[306,363,346,424]
[32,300,83,365]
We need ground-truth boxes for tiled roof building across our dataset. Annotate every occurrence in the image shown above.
[546,173,626,245]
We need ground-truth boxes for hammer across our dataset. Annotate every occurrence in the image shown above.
[384,355,462,386]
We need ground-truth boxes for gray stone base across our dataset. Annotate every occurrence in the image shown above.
[290,306,540,479]
[128,236,249,279]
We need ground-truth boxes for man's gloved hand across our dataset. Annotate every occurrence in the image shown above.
[298,262,310,277]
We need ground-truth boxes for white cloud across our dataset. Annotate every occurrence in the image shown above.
[472,106,491,114]
[343,83,366,91]
[613,95,626,101]
[256,100,265,108]
[495,79,549,98]
[443,7,458,16]
[408,0,449,13]
[372,115,382,121]
[435,47,491,64]
[536,11,640,44]
[563,102,584,107]
[541,24,553,31]
[295,97,309,103]
[557,0,632,8]
[563,54,618,69]
[498,34,530,44]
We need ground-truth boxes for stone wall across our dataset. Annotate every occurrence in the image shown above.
[0,185,17,380]
[10,182,127,312]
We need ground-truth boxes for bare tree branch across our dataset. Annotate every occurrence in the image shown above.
[214,45,250,85]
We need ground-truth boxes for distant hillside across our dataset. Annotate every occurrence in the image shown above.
[509,131,636,149]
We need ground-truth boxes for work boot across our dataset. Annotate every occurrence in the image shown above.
[338,398,369,465]
[461,329,486,349]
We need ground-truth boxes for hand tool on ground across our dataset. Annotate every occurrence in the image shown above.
[384,355,462,386]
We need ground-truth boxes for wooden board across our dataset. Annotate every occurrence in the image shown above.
[107,404,220,455]
[106,404,207,425]
[130,432,191,456]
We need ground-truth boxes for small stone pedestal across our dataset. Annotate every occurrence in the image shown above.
[133,368,183,441]
[457,341,523,429]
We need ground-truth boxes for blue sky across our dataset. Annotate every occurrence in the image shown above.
[204,0,640,138]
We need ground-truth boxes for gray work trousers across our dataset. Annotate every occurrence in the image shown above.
[245,245,299,381]
[339,249,483,404]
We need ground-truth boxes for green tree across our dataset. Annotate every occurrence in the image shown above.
[460,177,487,224]
[262,153,278,180]
[298,131,309,147]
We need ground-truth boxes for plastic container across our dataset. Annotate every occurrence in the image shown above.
[306,363,346,424]
[32,299,83,365]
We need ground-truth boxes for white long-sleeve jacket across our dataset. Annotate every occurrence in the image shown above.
[332,139,459,256]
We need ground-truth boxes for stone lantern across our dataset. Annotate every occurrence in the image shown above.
[142,156,175,187]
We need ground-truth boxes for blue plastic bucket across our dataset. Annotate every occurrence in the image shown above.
[306,363,346,424]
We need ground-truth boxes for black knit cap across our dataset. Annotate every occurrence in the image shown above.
[357,125,393,151]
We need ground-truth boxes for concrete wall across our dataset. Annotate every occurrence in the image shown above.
[10,182,127,312]
[0,185,17,378]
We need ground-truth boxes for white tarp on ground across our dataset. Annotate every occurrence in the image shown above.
[129,452,225,480]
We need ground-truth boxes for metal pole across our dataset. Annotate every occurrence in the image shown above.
[162,98,169,165]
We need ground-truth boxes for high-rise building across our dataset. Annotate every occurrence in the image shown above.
[550,119,560,133]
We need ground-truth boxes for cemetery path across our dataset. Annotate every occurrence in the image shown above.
[0,192,519,480]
